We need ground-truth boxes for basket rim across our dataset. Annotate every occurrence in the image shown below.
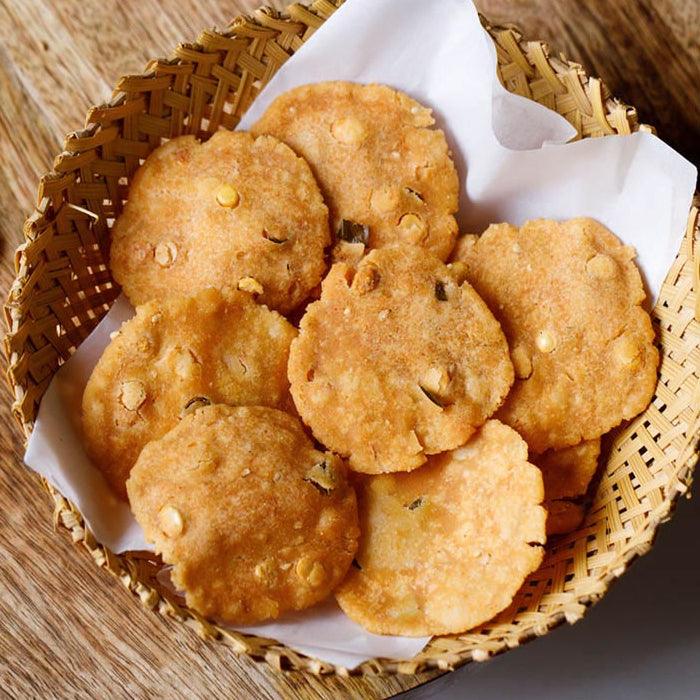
[3,0,699,678]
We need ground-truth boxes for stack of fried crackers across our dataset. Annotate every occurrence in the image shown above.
[82,82,657,637]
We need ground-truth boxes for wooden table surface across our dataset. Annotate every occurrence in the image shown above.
[0,1,697,698]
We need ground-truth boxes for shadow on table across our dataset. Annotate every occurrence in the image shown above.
[404,489,700,700]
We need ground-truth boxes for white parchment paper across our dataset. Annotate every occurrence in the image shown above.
[23,0,697,669]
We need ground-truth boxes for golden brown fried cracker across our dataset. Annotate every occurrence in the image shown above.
[545,500,585,536]
[110,131,329,313]
[252,82,459,260]
[456,218,658,453]
[533,438,601,500]
[288,247,514,474]
[335,420,546,636]
[127,405,359,624]
[82,288,296,499]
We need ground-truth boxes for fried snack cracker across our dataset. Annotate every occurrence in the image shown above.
[127,405,359,625]
[252,82,459,260]
[288,247,514,474]
[533,438,601,500]
[335,420,546,636]
[545,500,585,536]
[456,218,658,453]
[82,288,296,499]
[110,131,329,313]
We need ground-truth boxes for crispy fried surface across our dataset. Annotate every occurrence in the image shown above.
[82,288,296,498]
[127,405,359,624]
[456,218,658,453]
[335,420,546,636]
[252,82,459,260]
[288,247,514,473]
[533,438,601,500]
[110,131,330,313]
[545,500,585,536]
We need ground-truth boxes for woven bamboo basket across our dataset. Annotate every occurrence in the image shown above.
[3,0,698,677]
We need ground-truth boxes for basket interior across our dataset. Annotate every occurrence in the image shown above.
[3,0,699,676]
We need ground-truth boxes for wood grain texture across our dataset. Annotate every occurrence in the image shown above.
[0,1,697,698]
